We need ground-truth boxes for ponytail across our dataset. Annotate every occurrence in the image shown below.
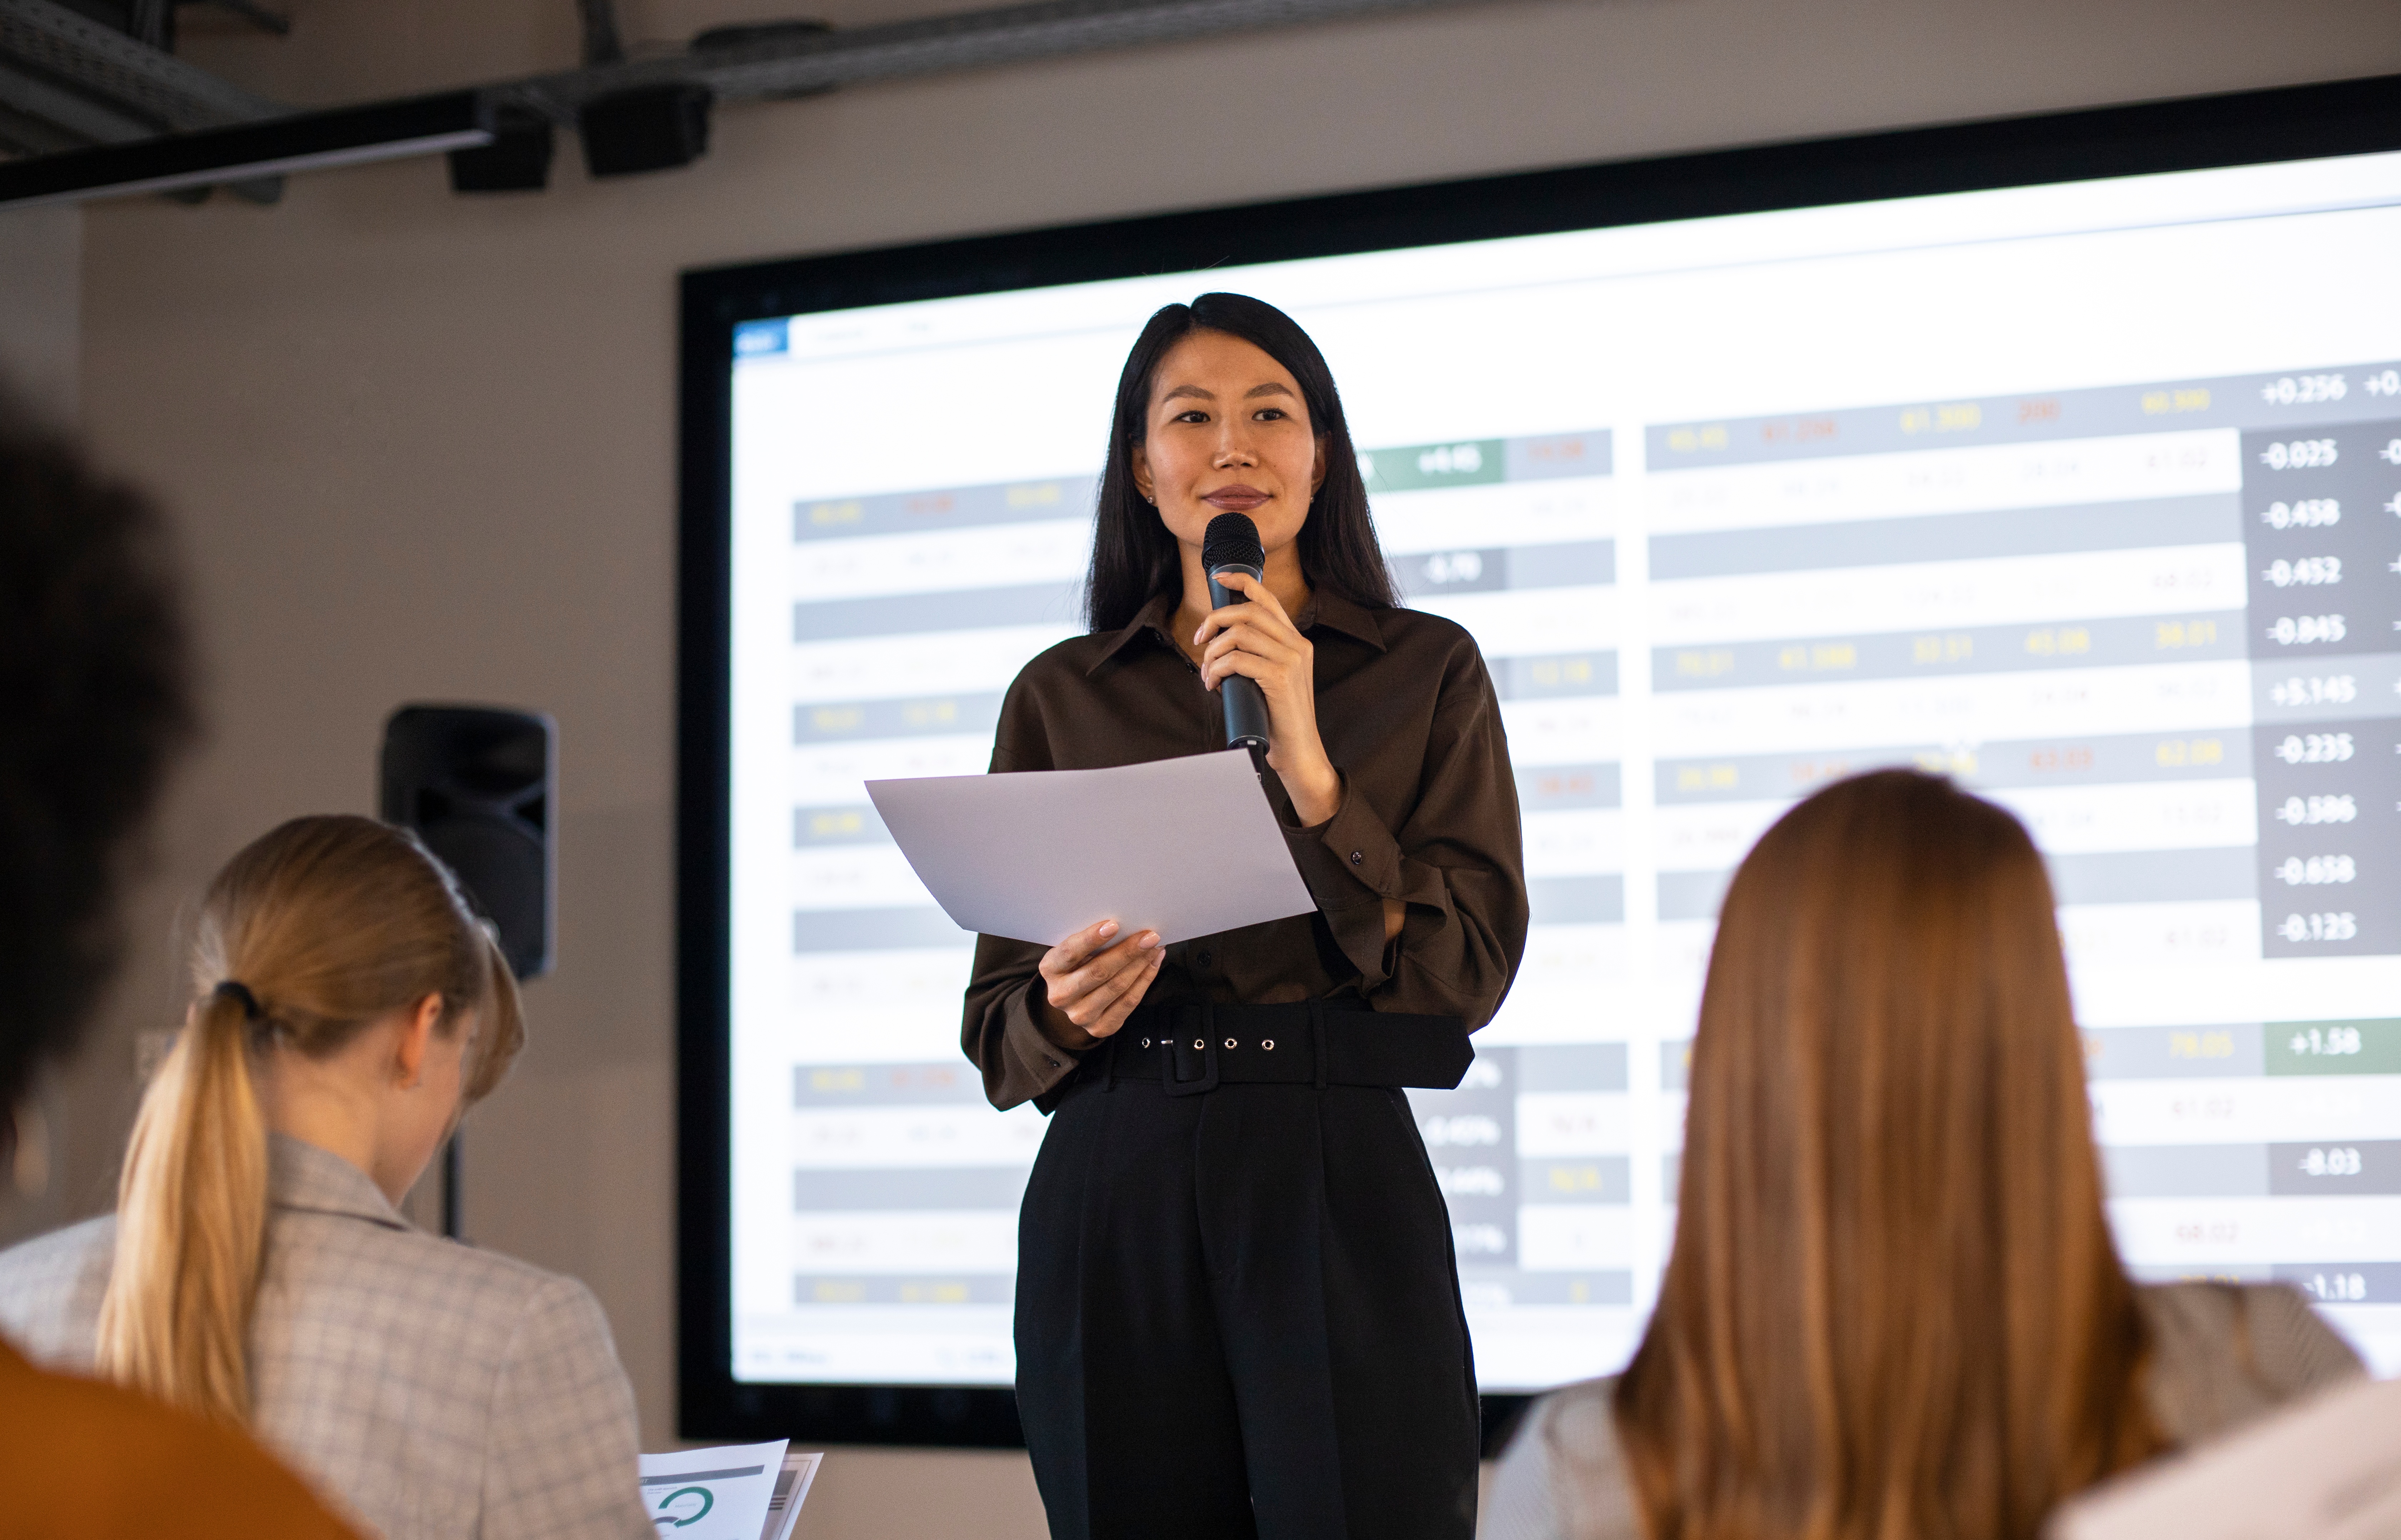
[91,814,525,1425]
[96,984,271,1424]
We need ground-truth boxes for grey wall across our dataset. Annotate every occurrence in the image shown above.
[30,0,2401,1533]
[0,206,78,419]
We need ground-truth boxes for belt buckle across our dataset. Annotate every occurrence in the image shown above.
[1162,1013,1220,1097]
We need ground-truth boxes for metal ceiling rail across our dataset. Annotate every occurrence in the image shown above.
[506,0,1510,115]
[0,0,1507,206]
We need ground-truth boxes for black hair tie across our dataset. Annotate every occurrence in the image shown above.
[213,980,264,1020]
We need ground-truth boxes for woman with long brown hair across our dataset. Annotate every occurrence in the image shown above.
[1488,770,2360,1540]
[0,815,651,1540]
[969,293,1525,1539]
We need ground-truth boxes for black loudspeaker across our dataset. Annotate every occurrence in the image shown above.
[378,705,555,982]
[579,84,712,177]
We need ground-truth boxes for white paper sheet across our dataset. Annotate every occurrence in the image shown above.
[638,1440,786,1540]
[2048,1372,2401,1540]
[761,1448,822,1540]
[867,749,1318,947]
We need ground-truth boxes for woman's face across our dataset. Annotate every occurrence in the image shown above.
[1129,330,1326,557]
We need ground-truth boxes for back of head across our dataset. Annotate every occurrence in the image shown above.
[97,814,527,1425]
[0,395,192,1114]
[1615,770,2157,1540]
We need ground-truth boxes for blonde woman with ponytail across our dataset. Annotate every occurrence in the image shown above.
[0,815,652,1540]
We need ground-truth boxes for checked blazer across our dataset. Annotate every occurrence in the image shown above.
[0,1133,653,1540]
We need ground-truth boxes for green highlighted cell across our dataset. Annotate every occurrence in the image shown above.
[1359,439,1507,494]
[2265,1019,2401,1076]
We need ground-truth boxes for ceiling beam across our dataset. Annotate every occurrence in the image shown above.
[0,55,153,141]
[0,0,277,129]
[0,89,488,207]
[0,0,1510,207]
[0,95,86,152]
[507,0,1508,115]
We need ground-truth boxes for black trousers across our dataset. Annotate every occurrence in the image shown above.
[1014,1067,1480,1540]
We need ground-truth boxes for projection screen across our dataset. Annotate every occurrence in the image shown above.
[681,77,2401,1443]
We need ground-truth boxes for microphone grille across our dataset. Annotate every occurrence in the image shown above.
[1201,512,1265,571]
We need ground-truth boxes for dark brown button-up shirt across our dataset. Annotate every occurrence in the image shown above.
[962,587,1528,1109]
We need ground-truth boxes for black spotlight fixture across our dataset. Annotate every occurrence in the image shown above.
[447,108,557,193]
[579,84,713,177]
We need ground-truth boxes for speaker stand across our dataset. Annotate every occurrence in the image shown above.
[441,1132,464,1241]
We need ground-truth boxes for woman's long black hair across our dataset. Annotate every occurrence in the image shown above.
[1085,293,1396,633]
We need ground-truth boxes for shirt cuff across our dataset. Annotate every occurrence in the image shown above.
[1282,771,1403,901]
[1001,975,1084,1101]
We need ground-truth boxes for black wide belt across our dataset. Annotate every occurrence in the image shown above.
[1090,1001,1472,1096]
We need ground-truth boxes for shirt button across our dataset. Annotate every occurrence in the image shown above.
[1197,950,1213,967]
[1349,850,1364,865]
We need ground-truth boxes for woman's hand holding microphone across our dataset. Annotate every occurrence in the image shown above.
[1193,570,1341,826]
[1197,573,1405,947]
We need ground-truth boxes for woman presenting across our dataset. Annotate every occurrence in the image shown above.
[963,292,1528,1540]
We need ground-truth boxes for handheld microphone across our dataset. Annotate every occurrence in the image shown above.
[1201,512,1273,758]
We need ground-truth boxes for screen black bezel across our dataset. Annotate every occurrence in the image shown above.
[677,70,2401,1448]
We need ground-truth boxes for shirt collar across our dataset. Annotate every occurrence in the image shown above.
[269,1132,409,1232]
[1088,590,1181,674]
[1085,586,1387,675]
[1298,588,1388,652]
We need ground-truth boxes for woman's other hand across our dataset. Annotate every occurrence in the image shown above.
[1035,919,1164,1048]
[1195,570,1342,825]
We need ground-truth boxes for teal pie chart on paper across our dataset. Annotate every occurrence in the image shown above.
[654,1486,715,1527]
